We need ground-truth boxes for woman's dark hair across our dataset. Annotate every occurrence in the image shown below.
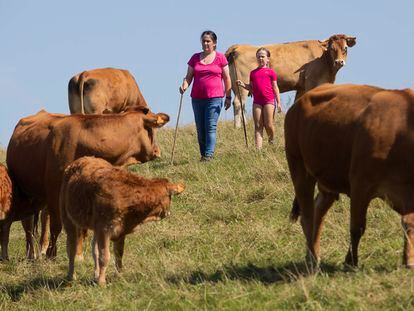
[200,30,217,44]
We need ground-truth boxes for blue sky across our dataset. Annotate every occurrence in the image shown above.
[0,0,413,147]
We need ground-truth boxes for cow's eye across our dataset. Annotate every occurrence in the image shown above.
[343,47,348,53]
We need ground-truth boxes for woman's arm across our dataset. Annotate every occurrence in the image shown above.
[179,66,194,94]
[272,80,282,113]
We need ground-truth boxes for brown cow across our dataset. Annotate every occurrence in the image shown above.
[226,34,356,128]
[0,163,39,260]
[7,107,169,258]
[68,67,148,114]
[285,83,414,268]
[60,156,184,286]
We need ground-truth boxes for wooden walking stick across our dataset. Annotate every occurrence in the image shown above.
[170,93,184,165]
[232,62,249,148]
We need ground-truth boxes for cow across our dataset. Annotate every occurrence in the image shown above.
[60,156,185,286]
[7,107,169,259]
[0,163,39,260]
[225,34,356,128]
[68,67,148,114]
[284,83,414,268]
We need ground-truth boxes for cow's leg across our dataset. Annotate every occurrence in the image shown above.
[39,209,50,256]
[46,201,62,258]
[95,230,110,286]
[75,229,88,261]
[0,221,12,261]
[344,189,371,267]
[402,213,414,268]
[312,191,338,263]
[21,216,37,260]
[91,234,100,281]
[113,235,125,273]
[66,226,79,281]
[233,88,248,129]
[286,154,316,263]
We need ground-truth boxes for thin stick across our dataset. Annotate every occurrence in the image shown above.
[232,62,249,148]
[170,93,184,165]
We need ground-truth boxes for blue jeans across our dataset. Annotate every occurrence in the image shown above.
[192,97,223,157]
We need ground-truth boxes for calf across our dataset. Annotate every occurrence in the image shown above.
[60,156,185,286]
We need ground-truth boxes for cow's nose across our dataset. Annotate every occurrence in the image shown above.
[335,59,345,67]
[153,145,161,158]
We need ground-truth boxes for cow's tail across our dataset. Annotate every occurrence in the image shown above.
[78,72,86,115]
[289,196,301,223]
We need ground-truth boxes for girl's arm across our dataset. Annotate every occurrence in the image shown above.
[272,80,282,113]
[222,65,232,110]
[179,66,194,94]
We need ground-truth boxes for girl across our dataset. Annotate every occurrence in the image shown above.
[237,47,281,149]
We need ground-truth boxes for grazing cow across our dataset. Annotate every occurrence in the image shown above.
[284,83,414,268]
[68,67,148,114]
[225,34,356,128]
[7,107,169,258]
[60,156,185,286]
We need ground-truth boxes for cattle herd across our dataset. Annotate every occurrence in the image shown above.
[1,33,414,286]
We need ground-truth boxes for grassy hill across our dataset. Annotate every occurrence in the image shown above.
[0,116,412,310]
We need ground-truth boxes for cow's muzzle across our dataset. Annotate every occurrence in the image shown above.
[334,59,345,68]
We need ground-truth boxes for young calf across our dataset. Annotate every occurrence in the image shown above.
[60,156,184,286]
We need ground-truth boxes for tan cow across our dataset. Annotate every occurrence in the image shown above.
[226,34,356,128]
[7,107,169,258]
[285,83,414,268]
[68,67,148,114]
[60,156,185,286]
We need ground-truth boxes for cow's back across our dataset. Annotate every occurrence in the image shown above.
[68,68,148,114]
[285,84,384,194]
[7,110,65,198]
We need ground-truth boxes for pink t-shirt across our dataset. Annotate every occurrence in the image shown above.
[250,67,277,105]
[188,52,228,99]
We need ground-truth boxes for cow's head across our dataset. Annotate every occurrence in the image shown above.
[319,34,356,70]
[142,181,185,223]
[134,111,170,163]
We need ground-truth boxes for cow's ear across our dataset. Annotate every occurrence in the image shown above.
[143,112,170,128]
[318,39,329,51]
[346,36,356,47]
[168,182,185,195]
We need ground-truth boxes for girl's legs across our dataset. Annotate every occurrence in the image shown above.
[253,104,264,149]
[204,97,222,157]
[192,99,207,157]
[263,104,275,143]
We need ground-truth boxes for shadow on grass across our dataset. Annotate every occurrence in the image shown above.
[0,275,98,302]
[167,261,341,286]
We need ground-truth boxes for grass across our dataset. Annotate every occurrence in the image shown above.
[1,115,414,310]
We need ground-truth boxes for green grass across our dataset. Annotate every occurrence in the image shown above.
[1,115,413,310]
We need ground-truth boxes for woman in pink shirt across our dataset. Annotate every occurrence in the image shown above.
[179,30,232,161]
[237,47,282,149]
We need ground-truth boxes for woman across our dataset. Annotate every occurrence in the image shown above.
[179,30,232,161]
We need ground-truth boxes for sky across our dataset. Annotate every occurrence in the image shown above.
[0,0,413,147]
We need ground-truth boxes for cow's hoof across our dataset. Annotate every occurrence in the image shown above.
[405,263,414,269]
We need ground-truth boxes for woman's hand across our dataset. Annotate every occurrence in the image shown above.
[225,97,232,110]
[236,80,244,88]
